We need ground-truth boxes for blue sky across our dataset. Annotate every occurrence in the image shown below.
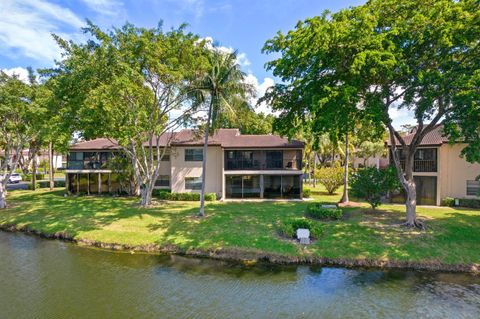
[0,0,413,125]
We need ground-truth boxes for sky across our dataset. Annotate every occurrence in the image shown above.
[0,0,413,127]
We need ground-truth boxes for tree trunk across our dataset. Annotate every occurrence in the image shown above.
[0,182,7,209]
[140,183,154,207]
[199,101,213,217]
[312,153,317,188]
[401,156,424,229]
[388,136,424,229]
[340,132,349,203]
[32,155,37,191]
[404,179,417,224]
[48,142,54,190]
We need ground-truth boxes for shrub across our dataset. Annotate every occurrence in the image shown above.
[278,218,322,239]
[315,166,344,194]
[458,198,480,208]
[38,180,66,188]
[350,167,400,209]
[22,174,45,181]
[441,197,455,207]
[152,189,171,197]
[302,188,311,198]
[204,193,217,201]
[27,182,40,190]
[306,204,343,220]
[153,191,216,201]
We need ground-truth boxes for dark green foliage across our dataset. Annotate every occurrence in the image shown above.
[38,180,66,188]
[441,197,455,207]
[306,204,343,220]
[458,198,480,209]
[278,218,322,239]
[27,182,40,190]
[153,191,216,201]
[22,174,45,181]
[350,167,400,209]
[302,188,311,198]
[152,189,171,196]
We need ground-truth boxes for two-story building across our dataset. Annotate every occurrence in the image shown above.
[65,129,304,199]
[389,125,480,205]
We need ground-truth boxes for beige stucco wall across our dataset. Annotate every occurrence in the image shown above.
[353,157,382,169]
[170,146,223,197]
[438,143,480,201]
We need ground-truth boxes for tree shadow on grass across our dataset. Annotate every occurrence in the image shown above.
[3,190,149,238]
[147,201,304,254]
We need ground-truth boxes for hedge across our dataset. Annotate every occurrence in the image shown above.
[38,180,66,188]
[457,198,480,208]
[153,190,216,201]
[306,203,343,220]
[27,182,40,190]
[303,188,311,198]
[278,218,322,239]
[22,174,45,181]
[441,197,480,208]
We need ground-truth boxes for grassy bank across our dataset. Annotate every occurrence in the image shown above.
[1,188,479,270]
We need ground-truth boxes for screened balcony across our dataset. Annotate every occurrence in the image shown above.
[67,151,113,170]
[224,150,302,171]
[391,148,438,173]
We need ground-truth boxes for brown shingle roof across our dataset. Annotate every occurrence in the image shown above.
[69,138,121,150]
[388,125,449,146]
[69,129,304,150]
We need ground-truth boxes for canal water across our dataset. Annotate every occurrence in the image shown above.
[0,231,479,318]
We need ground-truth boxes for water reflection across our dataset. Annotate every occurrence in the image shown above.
[0,231,479,319]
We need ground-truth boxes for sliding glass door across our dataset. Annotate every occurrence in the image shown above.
[225,175,261,198]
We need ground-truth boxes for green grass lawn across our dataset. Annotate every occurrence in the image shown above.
[1,186,479,266]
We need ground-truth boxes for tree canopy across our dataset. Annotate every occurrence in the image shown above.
[262,0,479,227]
[51,21,209,206]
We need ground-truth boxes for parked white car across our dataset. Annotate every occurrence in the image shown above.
[8,173,22,184]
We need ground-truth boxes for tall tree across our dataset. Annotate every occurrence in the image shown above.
[263,0,479,228]
[51,22,208,206]
[0,71,37,208]
[196,50,253,216]
[217,103,274,134]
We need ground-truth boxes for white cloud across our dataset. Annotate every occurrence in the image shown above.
[244,74,275,114]
[173,0,205,20]
[1,67,30,83]
[236,52,251,67]
[198,37,252,67]
[80,0,126,18]
[0,0,85,62]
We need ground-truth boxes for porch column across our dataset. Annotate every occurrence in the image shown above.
[300,174,304,199]
[87,173,90,195]
[65,173,69,193]
[260,174,264,199]
[98,173,102,194]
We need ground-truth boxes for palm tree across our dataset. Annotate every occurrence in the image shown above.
[197,50,253,217]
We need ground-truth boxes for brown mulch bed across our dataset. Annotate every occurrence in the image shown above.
[338,201,364,208]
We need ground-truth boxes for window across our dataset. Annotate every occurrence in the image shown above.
[68,152,84,169]
[266,151,283,169]
[467,180,480,196]
[155,175,170,187]
[69,152,84,161]
[185,177,202,190]
[185,149,203,161]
